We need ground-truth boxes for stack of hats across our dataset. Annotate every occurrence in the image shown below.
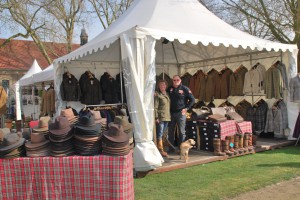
[102,124,130,156]
[110,116,134,148]
[48,116,75,157]
[32,116,51,139]
[91,110,107,131]
[0,132,26,158]
[25,132,50,157]
[60,108,79,125]
[74,110,102,156]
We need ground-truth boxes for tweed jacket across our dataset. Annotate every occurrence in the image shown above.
[230,66,248,96]
[41,88,55,115]
[219,68,233,99]
[265,67,283,99]
[0,86,7,115]
[243,69,260,94]
[277,100,288,129]
[264,108,284,138]
[205,69,220,102]
[289,76,300,102]
[276,62,288,89]
[235,100,252,120]
[154,91,171,121]
[189,70,206,101]
[256,64,266,91]
[181,73,192,89]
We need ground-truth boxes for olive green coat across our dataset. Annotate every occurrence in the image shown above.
[154,91,171,121]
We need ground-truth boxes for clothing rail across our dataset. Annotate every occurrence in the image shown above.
[181,50,282,69]
[85,103,124,107]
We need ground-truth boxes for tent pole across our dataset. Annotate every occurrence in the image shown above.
[119,39,124,105]
[171,42,180,75]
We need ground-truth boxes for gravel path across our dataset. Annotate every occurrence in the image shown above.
[225,176,300,200]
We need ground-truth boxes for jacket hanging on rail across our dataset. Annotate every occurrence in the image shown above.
[60,72,81,101]
[79,71,102,105]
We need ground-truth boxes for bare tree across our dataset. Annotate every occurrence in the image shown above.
[0,0,52,64]
[87,0,133,29]
[43,0,85,52]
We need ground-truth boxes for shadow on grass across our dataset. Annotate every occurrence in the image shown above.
[257,162,300,168]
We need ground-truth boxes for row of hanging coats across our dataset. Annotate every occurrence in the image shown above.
[60,71,126,105]
[156,61,287,101]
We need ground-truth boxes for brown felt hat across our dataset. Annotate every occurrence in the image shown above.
[49,116,71,135]
[25,132,49,149]
[103,124,129,143]
[33,116,51,132]
[0,133,25,152]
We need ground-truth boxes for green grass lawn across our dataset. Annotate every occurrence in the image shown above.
[134,146,300,200]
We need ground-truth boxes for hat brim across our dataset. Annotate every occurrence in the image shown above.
[103,131,129,143]
[49,126,71,135]
[25,140,49,149]
[33,126,49,132]
[75,123,101,132]
[0,138,25,152]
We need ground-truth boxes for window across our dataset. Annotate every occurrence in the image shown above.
[2,80,9,92]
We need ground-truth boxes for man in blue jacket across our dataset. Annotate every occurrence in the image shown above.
[167,75,195,153]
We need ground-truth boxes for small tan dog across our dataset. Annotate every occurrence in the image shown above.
[179,139,196,162]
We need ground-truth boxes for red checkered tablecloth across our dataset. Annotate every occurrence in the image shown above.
[219,120,237,140]
[0,152,134,200]
[237,121,252,134]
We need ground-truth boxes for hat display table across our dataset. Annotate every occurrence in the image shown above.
[0,151,134,200]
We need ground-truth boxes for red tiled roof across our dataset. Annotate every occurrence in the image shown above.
[0,39,80,70]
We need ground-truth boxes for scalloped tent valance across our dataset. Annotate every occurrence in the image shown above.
[55,0,297,64]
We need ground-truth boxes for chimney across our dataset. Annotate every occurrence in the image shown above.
[80,28,88,46]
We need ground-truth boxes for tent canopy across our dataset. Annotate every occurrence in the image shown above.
[54,0,298,172]
[18,60,42,86]
[56,0,297,65]
[33,64,54,83]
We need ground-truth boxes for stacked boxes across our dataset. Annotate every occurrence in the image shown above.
[185,120,198,149]
[198,120,221,152]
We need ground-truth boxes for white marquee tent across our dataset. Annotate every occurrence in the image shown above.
[15,60,42,120]
[15,62,54,120]
[53,0,298,171]
[33,64,54,83]
[18,60,42,86]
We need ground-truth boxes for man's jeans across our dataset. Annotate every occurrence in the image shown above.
[168,111,186,147]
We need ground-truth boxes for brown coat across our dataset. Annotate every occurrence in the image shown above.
[219,68,233,99]
[205,69,220,102]
[230,66,248,96]
[0,86,7,115]
[41,88,55,116]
